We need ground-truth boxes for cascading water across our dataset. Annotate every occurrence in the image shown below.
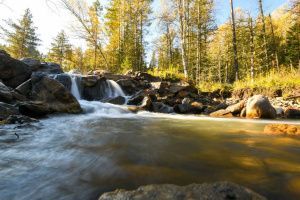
[105,80,126,98]
[70,75,81,100]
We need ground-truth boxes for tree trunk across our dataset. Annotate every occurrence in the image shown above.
[258,0,269,72]
[230,0,239,81]
[177,0,188,78]
[249,16,255,82]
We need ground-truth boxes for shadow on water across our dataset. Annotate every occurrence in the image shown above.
[1,102,300,200]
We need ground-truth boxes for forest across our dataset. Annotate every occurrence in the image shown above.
[0,0,299,89]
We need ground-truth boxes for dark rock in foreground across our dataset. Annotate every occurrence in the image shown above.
[99,182,266,200]
[0,51,32,88]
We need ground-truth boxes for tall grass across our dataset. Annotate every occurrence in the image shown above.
[148,65,185,81]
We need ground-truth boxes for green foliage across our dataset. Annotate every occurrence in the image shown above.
[46,30,72,70]
[148,65,185,81]
[234,69,300,90]
[0,8,40,58]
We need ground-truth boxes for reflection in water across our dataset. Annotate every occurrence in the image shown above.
[0,101,300,200]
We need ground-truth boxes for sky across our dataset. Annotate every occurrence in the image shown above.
[0,0,288,61]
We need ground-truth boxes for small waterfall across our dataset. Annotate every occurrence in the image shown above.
[70,76,81,100]
[105,80,126,98]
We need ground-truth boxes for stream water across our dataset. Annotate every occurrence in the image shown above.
[1,78,300,200]
[0,101,300,200]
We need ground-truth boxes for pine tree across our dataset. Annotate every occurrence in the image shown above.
[0,8,40,58]
[47,30,72,70]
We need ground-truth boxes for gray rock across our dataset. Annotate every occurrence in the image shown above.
[99,182,266,200]
[0,51,32,88]
[0,81,13,103]
[30,74,82,114]
[246,95,276,119]
[0,102,19,120]
[15,79,32,97]
[107,96,126,105]
[152,102,174,113]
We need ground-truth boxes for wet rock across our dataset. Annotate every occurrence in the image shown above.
[174,104,191,114]
[117,79,139,95]
[81,75,98,87]
[30,74,82,114]
[127,93,145,105]
[5,115,38,124]
[81,77,107,101]
[0,102,19,120]
[19,101,50,117]
[139,96,152,110]
[152,102,174,113]
[0,51,32,88]
[284,108,300,119]
[99,182,266,200]
[210,109,233,118]
[107,96,126,105]
[264,124,300,136]
[0,81,13,103]
[246,95,276,119]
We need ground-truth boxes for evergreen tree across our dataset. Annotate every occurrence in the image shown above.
[0,8,40,58]
[47,30,72,70]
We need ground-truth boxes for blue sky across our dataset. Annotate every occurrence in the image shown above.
[0,0,288,61]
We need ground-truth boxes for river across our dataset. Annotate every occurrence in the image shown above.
[0,100,300,200]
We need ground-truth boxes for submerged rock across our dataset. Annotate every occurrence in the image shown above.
[246,95,276,119]
[264,124,300,136]
[99,182,266,200]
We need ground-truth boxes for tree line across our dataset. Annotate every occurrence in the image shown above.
[0,0,299,84]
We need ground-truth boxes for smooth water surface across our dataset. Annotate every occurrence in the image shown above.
[1,101,300,200]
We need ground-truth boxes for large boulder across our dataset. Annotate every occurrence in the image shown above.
[20,58,41,71]
[0,50,32,88]
[21,58,64,74]
[51,73,72,91]
[0,81,13,103]
[29,73,82,114]
[246,95,276,119]
[19,101,50,117]
[117,79,139,95]
[99,182,266,200]
[81,77,108,101]
[15,79,32,97]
